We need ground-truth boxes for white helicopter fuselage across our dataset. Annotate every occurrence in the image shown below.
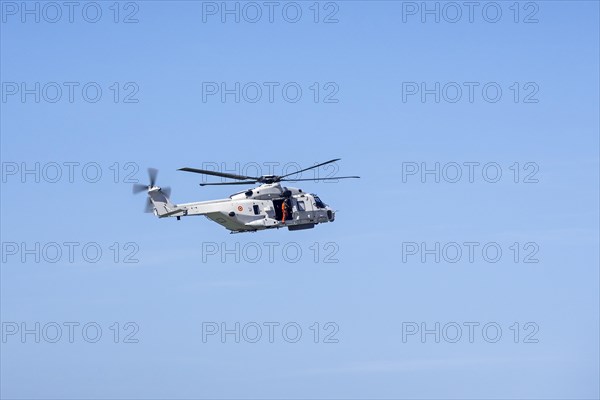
[148,182,335,233]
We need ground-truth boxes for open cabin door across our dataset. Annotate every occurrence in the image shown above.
[272,198,293,222]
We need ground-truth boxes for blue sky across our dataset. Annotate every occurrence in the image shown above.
[1,1,599,399]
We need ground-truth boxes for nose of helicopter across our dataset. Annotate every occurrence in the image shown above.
[327,208,335,222]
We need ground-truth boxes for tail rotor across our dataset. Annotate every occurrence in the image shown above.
[132,168,172,213]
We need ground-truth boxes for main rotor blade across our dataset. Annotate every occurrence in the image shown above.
[148,168,158,187]
[278,158,341,179]
[132,183,148,194]
[178,167,258,181]
[161,186,171,197]
[144,198,154,213]
[281,176,360,182]
[199,180,258,186]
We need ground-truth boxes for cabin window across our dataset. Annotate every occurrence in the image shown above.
[253,205,260,215]
[297,201,306,211]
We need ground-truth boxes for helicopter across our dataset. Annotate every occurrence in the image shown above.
[132,159,359,233]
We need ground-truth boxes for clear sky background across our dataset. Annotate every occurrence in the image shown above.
[1,1,599,399]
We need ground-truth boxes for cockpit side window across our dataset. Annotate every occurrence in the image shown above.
[297,201,306,211]
[313,195,325,209]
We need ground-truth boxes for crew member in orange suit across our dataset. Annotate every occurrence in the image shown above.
[281,199,290,223]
